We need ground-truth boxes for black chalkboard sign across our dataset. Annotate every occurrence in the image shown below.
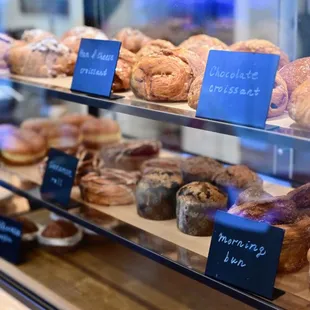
[41,148,78,206]
[0,216,22,264]
[205,211,284,299]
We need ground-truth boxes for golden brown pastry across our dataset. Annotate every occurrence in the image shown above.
[131,48,205,102]
[0,33,15,73]
[179,34,228,50]
[188,75,203,110]
[113,47,137,91]
[114,27,151,53]
[287,79,310,128]
[136,39,175,59]
[21,29,55,43]
[279,57,310,98]
[60,113,96,128]
[8,38,77,77]
[230,39,289,69]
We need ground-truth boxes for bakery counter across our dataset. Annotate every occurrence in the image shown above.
[2,74,310,151]
[0,162,310,309]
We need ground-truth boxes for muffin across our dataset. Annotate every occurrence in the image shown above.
[136,169,183,220]
[176,182,228,236]
[140,157,183,175]
[38,220,83,253]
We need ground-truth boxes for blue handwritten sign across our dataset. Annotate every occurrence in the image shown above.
[71,39,121,97]
[205,211,284,299]
[41,148,78,206]
[196,51,279,129]
[0,216,22,264]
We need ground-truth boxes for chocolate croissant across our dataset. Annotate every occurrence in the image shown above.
[131,48,205,102]
[136,39,175,59]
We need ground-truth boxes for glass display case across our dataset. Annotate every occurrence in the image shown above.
[1,0,310,309]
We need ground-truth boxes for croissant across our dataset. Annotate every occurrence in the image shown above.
[188,75,203,110]
[131,48,205,102]
[136,39,175,59]
[229,183,310,273]
[179,34,227,50]
[230,39,289,69]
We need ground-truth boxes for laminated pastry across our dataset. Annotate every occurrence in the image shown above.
[60,113,96,128]
[102,140,161,171]
[38,220,83,253]
[176,181,227,236]
[136,169,183,220]
[140,157,183,175]
[113,47,137,91]
[7,38,77,77]
[79,169,140,206]
[181,156,223,184]
[136,39,175,59]
[187,72,289,118]
[287,79,310,128]
[179,34,227,50]
[230,39,289,69]
[131,48,205,102]
[114,27,151,53]
[61,26,108,53]
[0,128,47,165]
[0,33,15,73]
[20,117,58,136]
[279,57,310,98]
[235,186,272,206]
[81,118,121,149]
[21,29,55,43]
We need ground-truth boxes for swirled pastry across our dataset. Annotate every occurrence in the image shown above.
[131,48,205,102]
[179,34,227,50]
[114,27,151,53]
[136,39,175,59]
[21,29,55,43]
[7,38,77,77]
[230,39,289,69]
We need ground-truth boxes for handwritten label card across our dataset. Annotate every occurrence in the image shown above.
[0,216,22,264]
[71,39,121,97]
[41,148,78,206]
[205,211,284,299]
[196,50,279,129]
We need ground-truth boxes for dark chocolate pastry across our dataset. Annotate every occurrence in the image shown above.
[176,182,227,236]
[136,169,183,220]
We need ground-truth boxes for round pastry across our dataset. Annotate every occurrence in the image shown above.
[60,113,96,128]
[79,169,139,206]
[20,117,58,136]
[235,186,272,206]
[287,79,310,128]
[102,140,161,171]
[0,128,47,165]
[230,39,289,69]
[179,34,227,50]
[176,181,227,236]
[38,220,83,253]
[61,26,108,54]
[21,29,55,43]
[269,73,288,117]
[136,39,175,59]
[7,38,77,77]
[189,44,229,63]
[181,156,223,184]
[113,47,137,91]
[45,124,81,153]
[114,27,151,53]
[140,157,183,175]
[0,33,15,73]
[131,48,205,102]
[279,57,310,98]
[188,75,203,110]
[81,118,121,150]
[136,169,183,220]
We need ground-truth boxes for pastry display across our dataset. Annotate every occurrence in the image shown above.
[131,48,205,102]
[81,118,121,150]
[61,26,108,53]
[7,38,77,77]
[136,39,175,59]
[179,34,227,50]
[114,27,151,53]
[79,169,140,206]
[0,128,47,165]
[136,169,183,220]
[20,117,58,136]
[21,29,55,43]
[181,156,223,184]
[113,47,137,91]
[287,79,310,128]
[38,220,83,253]
[279,57,310,98]
[230,39,289,69]
[176,182,227,236]
[102,140,161,171]
[235,186,272,206]
[0,33,15,73]
[140,157,183,175]
[60,113,96,128]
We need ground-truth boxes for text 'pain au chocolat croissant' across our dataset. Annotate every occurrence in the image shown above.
[131,48,205,102]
